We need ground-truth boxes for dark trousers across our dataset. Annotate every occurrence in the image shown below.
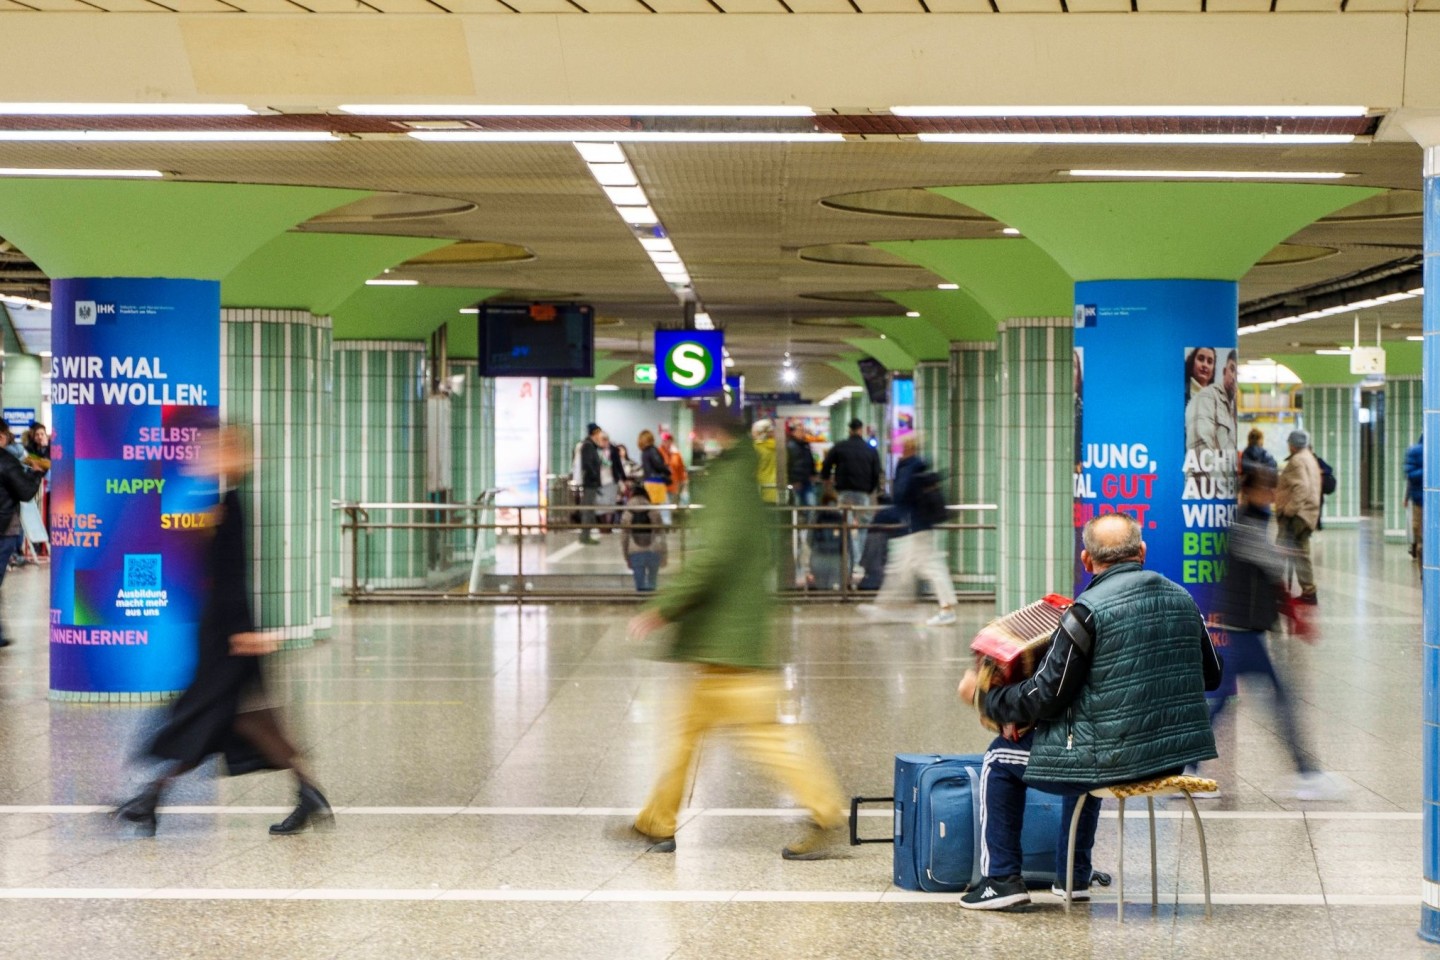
[0,534,19,639]
[978,732,1102,887]
[629,550,660,592]
[1209,629,1311,773]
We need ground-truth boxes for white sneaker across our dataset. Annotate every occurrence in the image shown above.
[926,610,958,627]
[1293,771,1347,801]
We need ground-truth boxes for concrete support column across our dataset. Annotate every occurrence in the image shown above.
[1303,384,1362,526]
[950,341,998,587]
[331,340,427,589]
[1385,376,1423,540]
[996,317,1073,612]
[220,308,332,645]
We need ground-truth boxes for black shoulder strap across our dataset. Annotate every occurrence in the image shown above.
[1059,606,1094,656]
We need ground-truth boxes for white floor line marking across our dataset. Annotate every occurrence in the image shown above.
[0,805,1420,822]
[0,888,1417,907]
[543,542,587,565]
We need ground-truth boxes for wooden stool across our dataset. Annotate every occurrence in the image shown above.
[1062,774,1217,919]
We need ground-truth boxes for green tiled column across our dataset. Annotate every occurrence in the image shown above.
[220,309,331,645]
[451,361,496,563]
[1304,384,1361,525]
[951,341,998,587]
[913,360,952,563]
[548,380,596,489]
[331,341,428,589]
[996,317,1074,613]
[1386,376,1423,539]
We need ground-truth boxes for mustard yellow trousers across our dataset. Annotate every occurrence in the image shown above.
[634,666,845,840]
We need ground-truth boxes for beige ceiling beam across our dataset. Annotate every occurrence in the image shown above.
[0,13,1421,111]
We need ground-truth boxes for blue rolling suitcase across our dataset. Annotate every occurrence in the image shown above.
[850,753,1105,893]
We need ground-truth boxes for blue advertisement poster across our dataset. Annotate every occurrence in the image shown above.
[48,278,219,697]
[1072,279,1238,621]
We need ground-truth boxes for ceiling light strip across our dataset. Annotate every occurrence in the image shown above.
[0,167,162,179]
[1067,169,1350,180]
[0,103,257,116]
[344,104,815,117]
[577,141,691,294]
[1238,288,1425,336]
[412,131,844,143]
[918,133,1356,145]
[892,105,1368,118]
[0,131,337,142]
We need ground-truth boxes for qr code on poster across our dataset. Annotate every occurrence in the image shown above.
[123,554,162,591]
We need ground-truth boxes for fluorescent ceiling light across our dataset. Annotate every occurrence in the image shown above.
[412,131,844,143]
[1067,169,1349,180]
[892,105,1368,118]
[0,131,337,142]
[1410,288,1426,296]
[345,104,815,117]
[0,166,162,178]
[905,311,921,318]
[365,279,419,286]
[594,384,621,391]
[1408,335,1425,341]
[603,185,649,206]
[458,308,480,314]
[574,142,626,164]
[937,283,960,290]
[918,133,1356,145]
[1315,348,1352,355]
[649,252,683,265]
[0,103,256,116]
[639,237,674,253]
[589,163,638,187]
[0,294,50,309]
[1001,228,1022,236]
[695,312,715,330]
[617,205,659,225]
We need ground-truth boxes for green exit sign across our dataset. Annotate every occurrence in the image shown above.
[634,363,658,385]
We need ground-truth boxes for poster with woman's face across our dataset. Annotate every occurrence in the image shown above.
[1184,346,1239,486]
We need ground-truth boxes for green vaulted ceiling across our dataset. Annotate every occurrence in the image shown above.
[222,233,454,316]
[330,285,503,352]
[0,180,368,280]
[844,335,916,372]
[874,239,1072,320]
[930,183,1383,282]
[882,289,997,343]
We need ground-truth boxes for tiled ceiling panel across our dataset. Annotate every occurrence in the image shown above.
[576,0,654,10]
[1067,0,1132,11]
[1273,0,1335,9]
[921,0,998,10]
[712,0,789,11]
[783,0,855,10]
[853,0,926,12]
[226,0,311,10]
[1137,0,1202,9]
[644,0,718,11]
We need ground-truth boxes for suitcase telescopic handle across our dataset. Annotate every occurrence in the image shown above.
[849,795,895,846]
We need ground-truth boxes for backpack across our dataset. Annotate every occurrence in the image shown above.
[630,511,654,548]
[1316,456,1337,496]
[912,470,949,528]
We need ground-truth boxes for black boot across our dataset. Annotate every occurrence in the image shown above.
[269,781,333,836]
[113,784,161,837]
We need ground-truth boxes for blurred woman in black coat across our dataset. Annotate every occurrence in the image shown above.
[114,426,331,836]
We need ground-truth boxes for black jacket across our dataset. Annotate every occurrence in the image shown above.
[786,436,815,486]
[580,439,625,489]
[1213,502,1287,631]
[820,435,882,494]
[641,445,671,484]
[0,453,40,533]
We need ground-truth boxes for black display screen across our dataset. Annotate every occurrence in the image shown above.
[476,302,595,378]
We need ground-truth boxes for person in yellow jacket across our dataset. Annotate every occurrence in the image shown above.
[752,419,778,504]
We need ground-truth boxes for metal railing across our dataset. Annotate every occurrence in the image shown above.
[335,499,996,603]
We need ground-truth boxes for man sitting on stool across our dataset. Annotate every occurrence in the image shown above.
[957,513,1223,910]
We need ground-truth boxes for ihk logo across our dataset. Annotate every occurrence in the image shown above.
[665,341,714,390]
[75,301,115,326]
[1073,304,1098,329]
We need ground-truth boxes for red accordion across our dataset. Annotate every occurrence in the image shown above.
[970,593,1073,741]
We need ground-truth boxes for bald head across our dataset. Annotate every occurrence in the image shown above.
[1081,513,1146,574]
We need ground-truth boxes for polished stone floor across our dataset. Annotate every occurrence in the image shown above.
[0,520,1430,959]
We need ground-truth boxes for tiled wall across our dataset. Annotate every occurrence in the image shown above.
[1386,377,1423,539]
[913,361,953,567]
[451,361,497,564]
[996,317,1074,613]
[1303,384,1361,524]
[547,380,596,491]
[220,309,331,644]
[331,341,428,589]
[951,342,998,587]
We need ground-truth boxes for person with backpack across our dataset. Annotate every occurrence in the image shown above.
[621,482,668,592]
[859,433,957,627]
[1276,429,1323,605]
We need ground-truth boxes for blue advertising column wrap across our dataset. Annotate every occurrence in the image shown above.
[1420,162,1440,943]
[48,278,220,700]
[1072,280,1239,617]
